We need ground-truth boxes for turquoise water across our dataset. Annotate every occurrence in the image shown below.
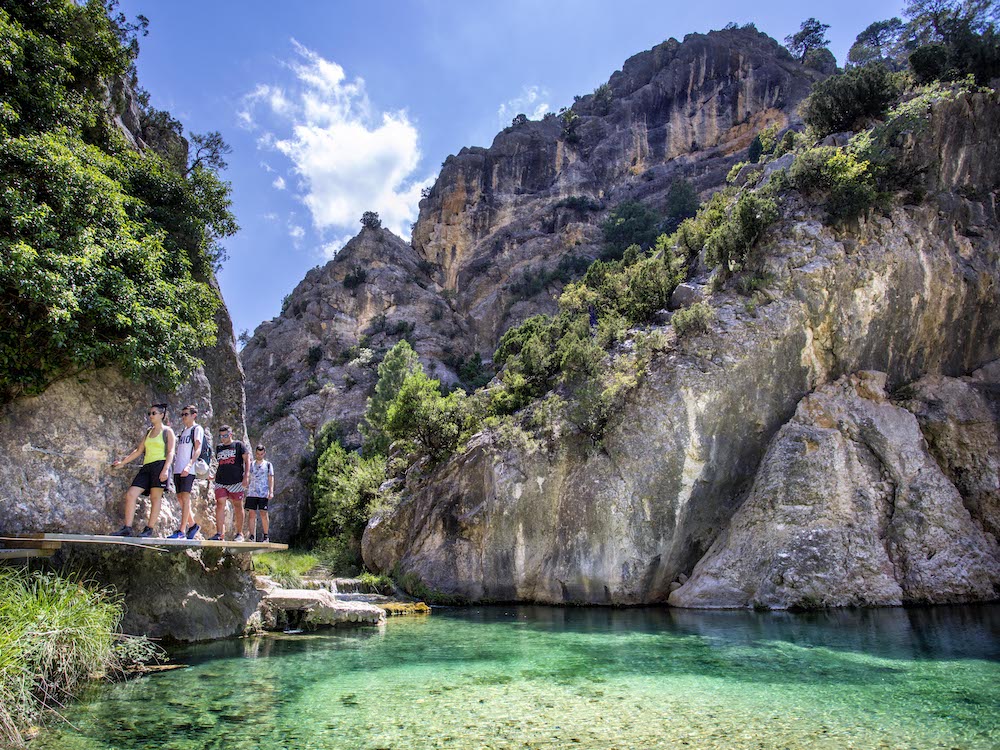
[35,605,1000,749]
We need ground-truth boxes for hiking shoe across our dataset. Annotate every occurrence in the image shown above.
[233,533,245,542]
[261,535,269,543]
[138,527,155,538]
[110,525,133,537]
[186,523,200,540]
[209,533,223,541]
[167,530,185,539]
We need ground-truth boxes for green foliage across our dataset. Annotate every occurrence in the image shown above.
[385,367,469,460]
[748,135,764,164]
[253,550,320,587]
[849,18,907,68]
[672,302,714,337]
[0,568,158,747]
[555,195,602,212]
[0,1,236,403]
[601,201,661,259]
[343,266,367,289]
[704,191,779,277]
[785,18,831,61]
[361,340,421,455]
[560,107,580,144]
[662,179,700,234]
[306,345,323,367]
[358,571,394,594]
[360,210,381,229]
[790,146,879,221]
[801,64,901,138]
[310,441,393,574]
[673,187,734,263]
[592,83,613,115]
[508,254,591,301]
[803,47,838,74]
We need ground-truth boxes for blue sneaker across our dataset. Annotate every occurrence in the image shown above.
[209,533,223,541]
[138,526,154,538]
[110,525,133,537]
[167,530,185,539]
[186,523,200,540]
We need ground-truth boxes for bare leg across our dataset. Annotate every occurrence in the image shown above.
[215,494,227,538]
[123,486,143,527]
[232,498,245,538]
[177,492,192,532]
[246,509,257,540]
[148,489,163,531]
[260,510,269,535]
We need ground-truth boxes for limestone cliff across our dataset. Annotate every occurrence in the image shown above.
[241,227,468,539]
[414,28,818,350]
[362,92,1000,606]
[244,27,821,540]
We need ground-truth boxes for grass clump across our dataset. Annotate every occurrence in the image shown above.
[0,568,158,747]
[253,550,320,587]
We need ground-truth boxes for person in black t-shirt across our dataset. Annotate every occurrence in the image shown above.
[207,424,249,541]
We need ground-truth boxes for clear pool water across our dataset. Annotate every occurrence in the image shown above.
[35,604,1000,749]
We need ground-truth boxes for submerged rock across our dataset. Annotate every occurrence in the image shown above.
[668,372,1000,609]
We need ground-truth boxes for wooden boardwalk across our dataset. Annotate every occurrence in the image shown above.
[0,533,287,558]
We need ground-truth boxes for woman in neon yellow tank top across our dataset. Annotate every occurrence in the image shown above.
[110,403,176,538]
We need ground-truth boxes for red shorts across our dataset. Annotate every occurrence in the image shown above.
[214,486,245,503]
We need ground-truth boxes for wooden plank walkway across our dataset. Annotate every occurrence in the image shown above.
[0,533,287,555]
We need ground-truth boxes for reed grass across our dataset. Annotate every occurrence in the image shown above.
[0,568,158,747]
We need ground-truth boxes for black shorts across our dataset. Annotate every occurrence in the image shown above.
[130,461,168,496]
[173,473,196,493]
[244,496,269,511]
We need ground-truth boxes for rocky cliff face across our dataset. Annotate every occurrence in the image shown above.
[414,28,818,350]
[0,286,246,538]
[362,92,1000,606]
[667,370,1000,609]
[244,28,821,540]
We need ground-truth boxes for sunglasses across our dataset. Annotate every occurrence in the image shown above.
[255,448,265,452]
[147,411,160,416]
[181,411,192,416]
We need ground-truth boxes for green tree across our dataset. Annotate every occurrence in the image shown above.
[601,201,661,259]
[785,18,832,62]
[310,440,390,573]
[848,18,907,67]
[360,340,421,454]
[748,134,764,164]
[361,210,381,229]
[385,368,467,461]
[663,179,700,234]
[0,0,237,402]
[801,64,900,137]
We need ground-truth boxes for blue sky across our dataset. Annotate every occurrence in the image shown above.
[117,0,904,338]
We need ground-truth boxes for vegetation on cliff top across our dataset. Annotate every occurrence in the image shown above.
[0,0,237,403]
[0,568,158,748]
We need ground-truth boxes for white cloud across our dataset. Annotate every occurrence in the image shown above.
[497,85,550,129]
[262,212,279,222]
[241,41,432,240]
[320,233,357,260]
[289,224,305,241]
[273,176,286,190]
[260,161,275,173]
